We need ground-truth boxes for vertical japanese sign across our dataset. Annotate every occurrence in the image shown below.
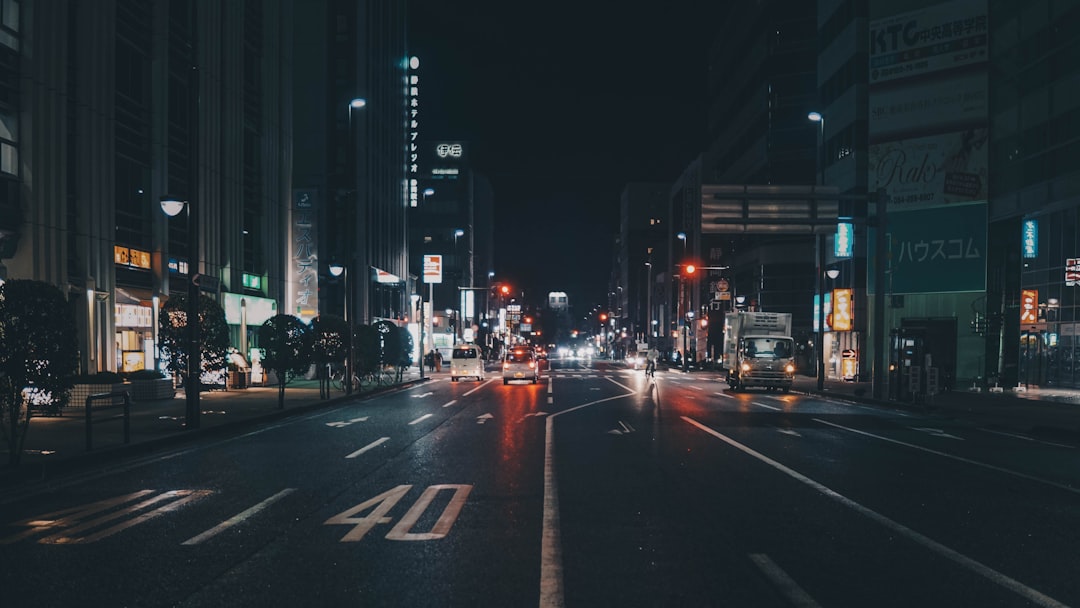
[1020,289,1038,324]
[832,288,853,331]
[289,189,318,322]
[835,222,854,258]
[408,56,421,206]
[1021,220,1038,259]
[1066,258,1080,287]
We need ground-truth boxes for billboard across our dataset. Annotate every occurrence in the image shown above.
[869,203,986,294]
[869,128,988,209]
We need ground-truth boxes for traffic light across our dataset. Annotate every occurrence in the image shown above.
[685,264,696,275]
[599,312,608,322]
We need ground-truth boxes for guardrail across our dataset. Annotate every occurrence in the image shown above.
[85,391,131,451]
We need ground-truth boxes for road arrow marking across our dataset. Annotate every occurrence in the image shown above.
[607,420,635,435]
[412,392,434,399]
[776,428,801,437]
[327,416,369,428]
[476,413,494,424]
[517,412,550,423]
[911,427,964,440]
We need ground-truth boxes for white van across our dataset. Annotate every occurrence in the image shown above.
[450,344,485,382]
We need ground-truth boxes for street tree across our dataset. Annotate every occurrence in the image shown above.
[258,314,314,408]
[0,280,79,465]
[158,292,230,386]
[311,314,348,399]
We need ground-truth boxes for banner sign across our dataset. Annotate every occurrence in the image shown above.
[1066,258,1080,287]
[832,288,853,331]
[868,128,988,209]
[868,203,986,294]
[1020,289,1038,324]
[423,254,443,284]
[836,223,854,258]
[1022,220,1038,259]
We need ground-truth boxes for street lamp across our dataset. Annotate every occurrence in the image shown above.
[161,195,200,430]
[328,262,353,395]
[676,232,687,258]
[809,110,828,390]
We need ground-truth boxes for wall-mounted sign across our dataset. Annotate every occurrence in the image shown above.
[114,303,153,328]
[168,258,189,275]
[1067,258,1080,287]
[1022,220,1038,259]
[835,223,854,258]
[436,143,463,158]
[423,254,443,284]
[288,189,318,322]
[224,293,278,325]
[373,268,402,284]
[242,273,262,289]
[114,246,151,269]
[408,56,420,175]
[831,288,853,331]
[1020,289,1038,324]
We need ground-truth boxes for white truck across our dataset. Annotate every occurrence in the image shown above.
[723,311,795,392]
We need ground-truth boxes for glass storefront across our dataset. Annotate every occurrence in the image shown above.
[115,303,154,372]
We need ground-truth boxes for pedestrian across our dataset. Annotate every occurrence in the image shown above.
[434,349,443,372]
[426,350,436,372]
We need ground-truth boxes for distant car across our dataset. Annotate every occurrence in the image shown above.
[503,348,539,384]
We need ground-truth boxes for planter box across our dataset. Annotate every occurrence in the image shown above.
[128,378,176,401]
[69,383,130,407]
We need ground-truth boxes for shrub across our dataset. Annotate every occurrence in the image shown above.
[69,371,125,384]
[126,369,166,380]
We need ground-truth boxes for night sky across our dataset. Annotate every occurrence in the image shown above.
[408,2,723,309]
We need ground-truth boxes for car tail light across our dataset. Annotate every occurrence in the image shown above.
[503,362,509,370]
[528,362,535,369]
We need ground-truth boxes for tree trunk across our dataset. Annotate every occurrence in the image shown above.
[278,379,286,409]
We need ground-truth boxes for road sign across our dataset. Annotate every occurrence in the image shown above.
[423,255,443,284]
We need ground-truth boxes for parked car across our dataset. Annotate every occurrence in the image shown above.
[503,347,539,384]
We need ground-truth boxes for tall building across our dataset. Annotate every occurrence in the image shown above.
[0,0,293,374]
[293,0,409,327]
[988,0,1080,388]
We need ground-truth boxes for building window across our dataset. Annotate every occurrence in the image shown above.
[0,110,16,176]
[0,0,18,50]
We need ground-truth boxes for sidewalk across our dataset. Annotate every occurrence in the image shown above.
[0,368,437,489]
[790,374,1080,443]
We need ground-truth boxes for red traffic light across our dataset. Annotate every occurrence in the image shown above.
[685,264,696,274]
[599,313,608,322]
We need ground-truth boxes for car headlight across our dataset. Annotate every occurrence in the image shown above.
[741,362,751,372]
[785,363,795,374]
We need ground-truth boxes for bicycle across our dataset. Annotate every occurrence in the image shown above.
[645,360,656,378]
[330,368,360,393]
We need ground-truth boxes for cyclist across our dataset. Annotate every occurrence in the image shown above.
[645,346,659,377]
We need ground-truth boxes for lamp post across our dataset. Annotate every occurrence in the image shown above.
[346,98,366,328]
[422,187,435,205]
[809,111,828,390]
[453,229,465,343]
[329,262,353,395]
[161,195,200,429]
[644,260,652,341]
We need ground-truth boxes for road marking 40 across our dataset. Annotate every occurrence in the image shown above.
[325,484,472,542]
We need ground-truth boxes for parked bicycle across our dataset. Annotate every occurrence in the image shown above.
[330,367,361,393]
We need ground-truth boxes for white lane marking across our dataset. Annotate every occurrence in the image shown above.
[910,427,964,440]
[812,417,1080,495]
[715,392,735,399]
[408,414,434,426]
[548,397,554,404]
[682,416,1068,608]
[182,489,295,545]
[749,554,822,608]
[442,399,457,408]
[541,377,637,608]
[411,392,434,399]
[753,401,781,411]
[464,380,493,396]
[548,381,554,395]
[476,413,494,424]
[690,386,704,391]
[776,428,801,437]
[978,428,1075,449]
[346,437,390,459]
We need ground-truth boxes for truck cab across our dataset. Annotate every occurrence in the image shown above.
[723,312,795,392]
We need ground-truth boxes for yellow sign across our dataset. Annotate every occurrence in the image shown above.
[832,288,853,331]
[114,246,151,269]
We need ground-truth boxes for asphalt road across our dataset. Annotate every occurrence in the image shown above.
[2,358,1079,607]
